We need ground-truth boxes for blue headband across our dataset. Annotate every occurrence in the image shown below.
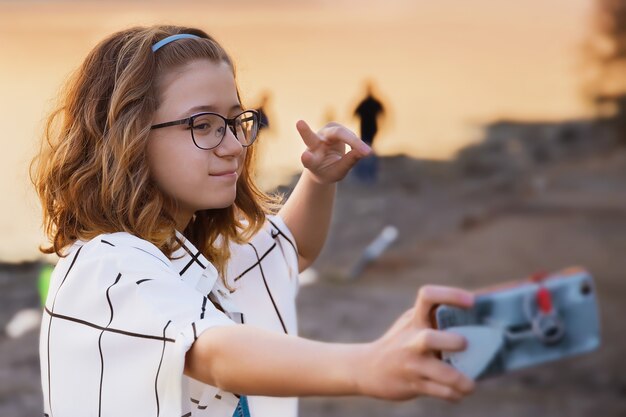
[151,34,201,52]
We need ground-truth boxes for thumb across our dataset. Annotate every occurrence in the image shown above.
[413,286,474,327]
[331,149,362,174]
[300,149,318,169]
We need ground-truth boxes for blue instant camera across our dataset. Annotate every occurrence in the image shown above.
[432,267,601,380]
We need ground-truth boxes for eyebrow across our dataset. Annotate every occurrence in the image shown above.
[181,104,243,119]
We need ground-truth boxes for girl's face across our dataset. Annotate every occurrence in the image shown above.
[147,59,246,229]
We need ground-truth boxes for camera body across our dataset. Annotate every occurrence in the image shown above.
[431,267,601,380]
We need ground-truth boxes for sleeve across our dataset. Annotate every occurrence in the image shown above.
[267,215,298,260]
[110,250,237,415]
[43,240,236,417]
[266,215,300,286]
[115,249,236,353]
[225,215,300,295]
[132,271,236,351]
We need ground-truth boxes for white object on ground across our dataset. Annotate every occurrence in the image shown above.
[363,226,399,261]
[349,225,399,279]
[5,308,42,339]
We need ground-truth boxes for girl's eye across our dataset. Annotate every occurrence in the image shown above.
[194,123,211,131]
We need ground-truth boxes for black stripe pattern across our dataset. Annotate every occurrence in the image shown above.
[233,243,277,282]
[268,218,298,255]
[98,273,122,417]
[155,321,171,417]
[248,243,288,334]
[42,232,240,417]
[46,245,83,416]
[44,307,176,343]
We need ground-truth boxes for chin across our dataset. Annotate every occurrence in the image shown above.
[207,193,238,210]
[211,201,235,210]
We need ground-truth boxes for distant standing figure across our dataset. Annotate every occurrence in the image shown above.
[256,92,272,131]
[322,106,336,126]
[353,82,385,183]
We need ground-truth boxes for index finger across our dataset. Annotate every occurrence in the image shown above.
[413,285,474,327]
[295,120,323,151]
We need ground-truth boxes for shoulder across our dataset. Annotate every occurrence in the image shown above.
[64,232,173,277]
[267,215,295,244]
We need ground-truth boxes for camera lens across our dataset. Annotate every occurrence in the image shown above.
[580,281,592,295]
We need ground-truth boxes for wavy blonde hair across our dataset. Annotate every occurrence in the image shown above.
[31,25,280,278]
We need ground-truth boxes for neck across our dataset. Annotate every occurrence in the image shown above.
[174,209,194,232]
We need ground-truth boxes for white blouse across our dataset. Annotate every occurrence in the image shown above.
[226,215,300,417]
[40,231,244,417]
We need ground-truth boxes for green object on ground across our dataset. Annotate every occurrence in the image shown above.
[38,264,53,307]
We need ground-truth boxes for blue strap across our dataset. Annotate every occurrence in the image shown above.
[232,396,251,417]
[151,34,201,52]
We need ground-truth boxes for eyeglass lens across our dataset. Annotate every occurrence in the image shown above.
[191,111,258,149]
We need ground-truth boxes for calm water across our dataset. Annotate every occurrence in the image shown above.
[0,0,593,261]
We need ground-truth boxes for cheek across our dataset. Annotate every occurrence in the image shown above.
[236,148,248,177]
[146,135,203,193]
[147,139,173,184]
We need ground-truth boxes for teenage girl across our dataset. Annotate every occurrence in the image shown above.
[32,25,475,417]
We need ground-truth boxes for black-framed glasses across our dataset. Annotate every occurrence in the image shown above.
[150,109,260,150]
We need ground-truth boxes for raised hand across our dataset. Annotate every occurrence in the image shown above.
[356,285,476,402]
[296,120,372,184]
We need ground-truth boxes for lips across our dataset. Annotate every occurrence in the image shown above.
[210,169,237,176]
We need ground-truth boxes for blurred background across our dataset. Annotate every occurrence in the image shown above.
[1,0,625,416]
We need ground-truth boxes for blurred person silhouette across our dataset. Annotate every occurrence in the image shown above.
[353,81,386,183]
[323,106,337,125]
[587,0,626,145]
[255,91,272,132]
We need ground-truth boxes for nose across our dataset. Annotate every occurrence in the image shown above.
[214,125,243,158]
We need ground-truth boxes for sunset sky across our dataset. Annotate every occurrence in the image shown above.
[0,0,597,261]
